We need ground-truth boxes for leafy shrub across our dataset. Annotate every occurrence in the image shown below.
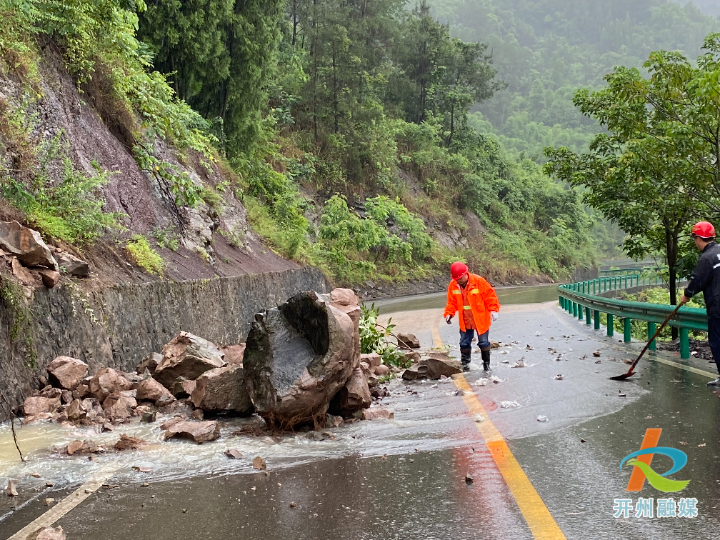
[126,235,165,276]
[359,303,411,369]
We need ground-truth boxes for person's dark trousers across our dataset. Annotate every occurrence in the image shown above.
[708,317,720,375]
[459,330,491,367]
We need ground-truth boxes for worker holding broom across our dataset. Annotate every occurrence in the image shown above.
[444,262,500,372]
[680,221,720,387]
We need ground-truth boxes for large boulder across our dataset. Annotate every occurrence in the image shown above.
[0,221,57,269]
[220,344,246,366]
[153,332,226,390]
[89,368,132,401]
[136,378,175,404]
[244,291,357,429]
[191,364,253,414]
[102,393,137,420]
[163,420,220,444]
[325,288,362,369]
[329,367,371,417]
[23,396,61,416]
[47,356,88,390]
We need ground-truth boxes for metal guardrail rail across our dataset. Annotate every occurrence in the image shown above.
[599,266,668,277]
[558,270,706,359]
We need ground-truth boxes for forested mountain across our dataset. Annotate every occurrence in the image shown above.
[428,0,720,159]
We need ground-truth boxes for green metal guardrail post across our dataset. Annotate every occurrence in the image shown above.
[607,314,614,336]
[579,303,584,321]
[594,310,600,330]
[680,328,690,359]
[624,318,632,343]
[573,302,578,317]
[585,307,592,326]
[648,322,657,351]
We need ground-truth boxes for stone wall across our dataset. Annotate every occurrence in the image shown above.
[0,267,329,420]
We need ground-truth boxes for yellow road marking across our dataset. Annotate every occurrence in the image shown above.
[435,324,566,539]
[7,465,119,540]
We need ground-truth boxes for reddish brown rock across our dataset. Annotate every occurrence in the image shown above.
[361,353,382,368]
[224,449,243,459]
[47,356,88,390]
[23,396,60,416]
[11,257,37,285]
[160,416,185,430]
[171,379,197,398]
[361,407,394,420]
[114,434,147,451]
[153,332,226,390]
[31,526,66,540]
[55,251,89,277]
[397,333,421,349]
[220,344,246,366]
[373,364,390,377]
[135,352,162,375]
[72,384,90,400]
[0,221,57,268]
[191,364,253,414]
[66,399,87,422]
[102,394,137,420]
[329,367,371,417]
[66,440,84,455]
[402,353,462,381]
[89,368,132,401]
[163,420,220,444]
[38,269,60,288]
[136,378,174,404]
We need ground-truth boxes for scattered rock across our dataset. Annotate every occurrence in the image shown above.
[30,527,66,540]
[114,434,147,451]
[360,407,394,420]
[136,378,175,404]
[329,367,371,417]
[190,409,204,421]
[72,384,90,400]
[44,498,55,506]
[490,341,500,349]
[11,257,37,285]
[402,351,421,364]
[23,396,61,416]
[66,440,84,455]
[102,394,136,420]
[171,379,197,398]
[66,399,87,422]
[537,415,549,422]
[0,221,57,268]
[6,480,18,497]
[373,364,390,377]
[89,368,132,401]
[191,364,253,414]
[554,374,564,381]
[60,390,73,404]
[370,386,390,399]
[361,353,382,368]
[136,352,162,375]
[47,356,88,390]
[220,343,246,366]
[289,501,297,508]
[326,414,344,428]
[465,472,473,484]
[154,332,226,390]
[38,269,61,288]
[163,420,220,444]
[244,291,357,429]
[402,352,462,381]
[500,401,520,409]
[253,456,267,470]
[397,333,420,349]
[55,251,89,277]
[593,351,601,357]
[225,449,243,459]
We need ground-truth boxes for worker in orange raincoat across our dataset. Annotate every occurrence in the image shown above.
[444,262,501,372]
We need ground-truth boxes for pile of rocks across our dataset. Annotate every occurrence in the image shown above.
[21,288,396,448]
[0,221,89,289]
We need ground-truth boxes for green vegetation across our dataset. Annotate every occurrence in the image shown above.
[0,276,37,367]
[546,34,720,311]
[428,0,720,160]
[125,235,165,276]
[359,303,409,368]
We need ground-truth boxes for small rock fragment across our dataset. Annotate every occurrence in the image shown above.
[45,498,55,506]
[593,352,601,357]
[115,434,147,451]
[225,449,243,459]
[465,472,473,484]
[6,480,18,497]
[253,456,267,470]
[290,501,297,508]
[554,374,564,381]
[536,415,549,422]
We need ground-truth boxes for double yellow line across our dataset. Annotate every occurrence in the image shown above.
[433,326,566,540]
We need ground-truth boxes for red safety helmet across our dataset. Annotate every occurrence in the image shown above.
[692,221,716,239]
[450,261,469,281]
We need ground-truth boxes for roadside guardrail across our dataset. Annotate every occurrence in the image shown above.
[558,271,705,359]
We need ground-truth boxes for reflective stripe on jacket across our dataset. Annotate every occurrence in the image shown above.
[443,274,501,334]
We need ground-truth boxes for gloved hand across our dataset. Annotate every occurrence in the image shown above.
[491,311,499,322]
[445,315,453,325]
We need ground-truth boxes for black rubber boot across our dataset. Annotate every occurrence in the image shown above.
[460,348,472,372]
[481,349,491,371]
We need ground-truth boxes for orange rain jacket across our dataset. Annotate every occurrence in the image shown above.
[443,273,501,334]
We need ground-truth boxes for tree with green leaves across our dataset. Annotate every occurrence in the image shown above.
[545,34,720,313]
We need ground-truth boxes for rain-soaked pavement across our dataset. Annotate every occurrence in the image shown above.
[2,286,720,539]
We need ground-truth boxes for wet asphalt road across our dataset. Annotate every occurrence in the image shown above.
[2,299,720,539]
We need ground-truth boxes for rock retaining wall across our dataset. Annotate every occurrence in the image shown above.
[0,267,329,420]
